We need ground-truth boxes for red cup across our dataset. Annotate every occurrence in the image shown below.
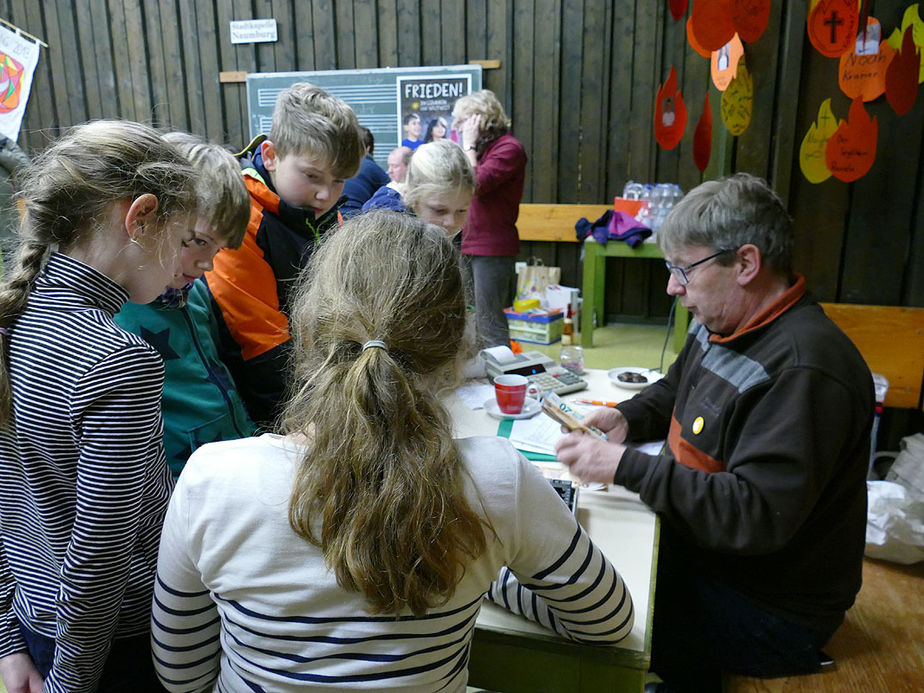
[494,374,528,414]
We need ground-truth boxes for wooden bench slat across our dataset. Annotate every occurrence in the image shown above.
[517,203,613,243]
[820,303,924,410]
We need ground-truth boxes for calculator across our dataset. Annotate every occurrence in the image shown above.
[527,366,588,396]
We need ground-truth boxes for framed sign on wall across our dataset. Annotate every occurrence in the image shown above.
[246,65,482,167]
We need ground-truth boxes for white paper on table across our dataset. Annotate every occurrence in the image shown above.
[455,383,495,409]
[508,414,564,455]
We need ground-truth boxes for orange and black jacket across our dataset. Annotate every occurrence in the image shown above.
[206,137,342,427]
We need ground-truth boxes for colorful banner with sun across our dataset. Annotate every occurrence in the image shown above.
[0,24,39,141]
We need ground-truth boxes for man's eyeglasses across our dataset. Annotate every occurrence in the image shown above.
[664,248,736,286]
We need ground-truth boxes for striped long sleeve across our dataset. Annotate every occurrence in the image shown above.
[0,253,174,693]
[151,434,634,692]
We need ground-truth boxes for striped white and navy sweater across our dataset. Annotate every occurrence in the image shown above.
[0,252,174,692]
[152,434,634,692]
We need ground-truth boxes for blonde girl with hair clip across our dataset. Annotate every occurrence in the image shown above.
[363,139,474,237]
[0,120,197,693]
[151,211,634,692]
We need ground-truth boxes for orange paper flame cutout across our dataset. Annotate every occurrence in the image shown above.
[838,18,894,103]
[808,0,859,58]
[670,0,689,22]
[654,66,688,151]
[691,0,736,52]
[886,27,920,115]
[693,93,713,172]
[825,97,878,183]
[730,0,771,43]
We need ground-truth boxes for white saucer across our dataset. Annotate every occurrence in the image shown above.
[607,366,664,390]
[483,397,541,420]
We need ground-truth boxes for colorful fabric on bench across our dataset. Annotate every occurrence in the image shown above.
[574,209,651,247]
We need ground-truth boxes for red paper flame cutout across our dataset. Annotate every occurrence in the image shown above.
[670,0,689,22]
[654,66,688,151]
[825,97,878,182]
[885,26,920,116]
[687,17,712,57]
[691,0,736,52]
[808,0,859,58]
[730,0,771,43]
[693,92,713,172]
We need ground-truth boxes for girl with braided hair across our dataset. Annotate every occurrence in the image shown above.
[0,120,197,693]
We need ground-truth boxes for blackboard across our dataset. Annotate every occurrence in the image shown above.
[246,65,483,168]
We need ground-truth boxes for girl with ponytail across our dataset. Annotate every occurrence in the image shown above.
[152,211,634,692]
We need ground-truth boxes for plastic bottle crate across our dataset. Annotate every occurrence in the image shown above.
[504,308,563,345]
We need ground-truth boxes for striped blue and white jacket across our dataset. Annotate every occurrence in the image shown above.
[152,434,634,692]
[0,252,174,693]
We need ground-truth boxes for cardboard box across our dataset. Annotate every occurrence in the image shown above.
[505,308,563,345]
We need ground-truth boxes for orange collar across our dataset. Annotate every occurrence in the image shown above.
[710,274,806,344]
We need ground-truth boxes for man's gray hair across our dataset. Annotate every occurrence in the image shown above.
[657,172,794,277]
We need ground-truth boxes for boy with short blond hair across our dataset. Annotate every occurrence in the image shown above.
[206,82,365,427]
[115,132,255,478]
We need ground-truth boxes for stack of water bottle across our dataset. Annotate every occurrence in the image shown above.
[622,181,683,232]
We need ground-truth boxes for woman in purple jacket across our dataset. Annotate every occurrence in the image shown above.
[452,90,527,348]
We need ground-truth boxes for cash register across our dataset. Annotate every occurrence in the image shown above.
[482,348,587,396]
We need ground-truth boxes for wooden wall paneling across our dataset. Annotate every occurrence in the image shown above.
[160,0,192,129]
[529,0,561,203]
[578,0,612,203]
[465,0,486,65]
[42,0,85,130]
[71,0,105,124]
[90,0,120,120]
[311,0,338,70]
[214,0,250,148]
[136,0,165,125]
[107,0,137,121]
[420,0,441,65]
[353,0,380,68]
[291,1,316,70]
[253,0,278,73]
[334,0,357,68]
[606,1,637,191]
[268,0,295,70]
[511,0,536,201]
[177,0,206,136]
[376,0,399,66]
[190,0,226,140]
[839,95,924,305]
[483,0,512,100]
[626,1,660,185]
[395,0,421,66]
[767,0,804,201]
[440,0,465,65]
[556,0,583,203]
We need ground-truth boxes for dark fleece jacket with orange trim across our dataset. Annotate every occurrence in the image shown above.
[206,143,341,427]
[615,278,873,637]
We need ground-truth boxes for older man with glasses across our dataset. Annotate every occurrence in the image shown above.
[557,173,873,693]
